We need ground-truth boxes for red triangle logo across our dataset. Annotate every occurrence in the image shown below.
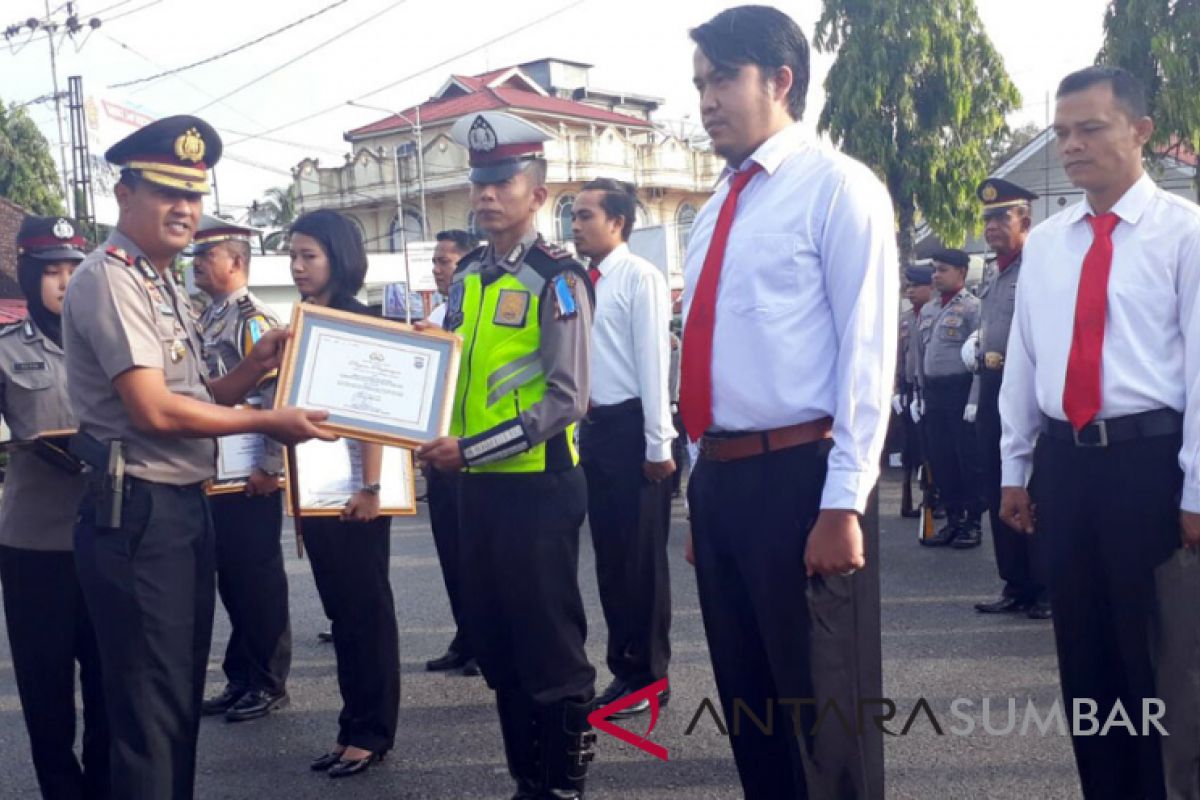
[587,677,669,761]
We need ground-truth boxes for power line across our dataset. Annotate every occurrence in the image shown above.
[225,0,589,148]
[107,0,354,89]
[192,0,409,114]
[100,0,162,24]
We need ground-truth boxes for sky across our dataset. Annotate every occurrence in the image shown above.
[1,0,1111,219]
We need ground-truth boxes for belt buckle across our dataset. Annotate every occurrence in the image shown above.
[1072,420,1108,448]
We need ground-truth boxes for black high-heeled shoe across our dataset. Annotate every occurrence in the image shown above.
[310,751,343,772]
[328,751,385,779]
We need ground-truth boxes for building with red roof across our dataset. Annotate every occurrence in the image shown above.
[293,59,721,290]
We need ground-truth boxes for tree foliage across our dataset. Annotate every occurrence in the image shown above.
[0,100,65,216]
[1099,0,1200,196]
[256,184,298,227]
[814,0,1020,263]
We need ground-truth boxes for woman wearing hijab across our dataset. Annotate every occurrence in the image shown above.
[0,215,109,799]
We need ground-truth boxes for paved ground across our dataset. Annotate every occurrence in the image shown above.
[0,470,1082,799]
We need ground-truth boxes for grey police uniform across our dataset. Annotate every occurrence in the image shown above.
[916,289,986,532]
[0,320,83,550]
[64,229,218,800]
[198,287,292,701]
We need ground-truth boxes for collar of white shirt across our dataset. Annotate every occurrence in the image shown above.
[592,242,632,278]
[1064,171,1156,226]
[722,121,811,180]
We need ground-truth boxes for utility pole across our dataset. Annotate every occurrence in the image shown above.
[44,0,70,206]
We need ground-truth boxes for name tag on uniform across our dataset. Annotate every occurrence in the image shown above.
[494,289,530,328]
[942,315,963,328]
[13,361,46,372]
[158,303,176,317]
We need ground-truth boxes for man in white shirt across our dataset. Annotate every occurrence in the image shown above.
[999,66,1200,800]
[683,8,897,798]
[572,178,675,719]
[424,229,481,676]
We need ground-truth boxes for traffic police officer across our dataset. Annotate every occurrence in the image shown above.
[417,111,597,800]
[914,248,985,547]
[894,263,933,518]
[192,218,293,721]
[0,216,109,798]
[964,179,1050,619]
[63,115,330,800]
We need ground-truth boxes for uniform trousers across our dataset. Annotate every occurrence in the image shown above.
[579,400,672,688]
[458,467,596,705]
[975,370,1045,603]
[73,478,215,800]
[0,545,109,799]
[922,374,985,518]
[303,516,399,753]
[688,439,884,800]
[209,492,291,695]
[1031,425,1200,800]
[427,468,469,655]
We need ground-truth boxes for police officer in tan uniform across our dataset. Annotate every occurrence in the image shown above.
[0,215,110,798]
[63,115,331,800]
[894,263,933,518]
[191,219,293,721]
[913,248,985,548]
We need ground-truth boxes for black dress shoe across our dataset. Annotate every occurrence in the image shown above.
[596,678,632,708]
[317,631,333,643]
[920,519,960,547]
[1027,600,1053,620]
[202,685,246,716]
[310,751,343,772]
[974,596,1030,614]
[226,689,289,722]
[328,751,384,778]
[426,650,470,672]
[951,520,983,549]
[461,657,481,677]
[595,679,669,720]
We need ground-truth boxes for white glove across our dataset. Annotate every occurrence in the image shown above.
[891,394,904,416]
[961,331,980,373]
[910,398,923,424]
[963,403,978,423]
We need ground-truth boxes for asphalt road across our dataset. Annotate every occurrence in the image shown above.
[0,471,1081,799]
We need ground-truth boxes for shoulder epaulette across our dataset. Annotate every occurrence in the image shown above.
[0,321,23,338]
[455,245,487,274]
[524,245,593,307]
[105,246,131,266]
[533,240,574,262]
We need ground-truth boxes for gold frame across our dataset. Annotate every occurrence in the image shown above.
[283,440,418,517]
[274,303,461,448]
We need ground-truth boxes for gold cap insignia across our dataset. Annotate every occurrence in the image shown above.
[981,184,998,202]
[175,127,206,163]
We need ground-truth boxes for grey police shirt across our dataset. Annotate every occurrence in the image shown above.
[198,285,283,474]
[0,320,85,550]
[968,254,1022,406]
[917,288,980,382]
[63,231,217,485]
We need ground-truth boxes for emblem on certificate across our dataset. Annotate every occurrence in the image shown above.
[274,304,462,448]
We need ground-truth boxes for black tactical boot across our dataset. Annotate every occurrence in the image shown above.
[497,691,540,799]
[537,698,597,799]
[921,510,963,547]
[951,514,983,548]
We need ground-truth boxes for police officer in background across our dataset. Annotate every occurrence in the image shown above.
[417,111,597,800]
[963,179,1050,619]
[914,248,985,548]
[0,216,109,799]
[63,115,331,800]
[192,219,294,720]
[894,263,933,518]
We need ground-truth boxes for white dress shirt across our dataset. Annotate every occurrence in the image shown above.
[588,243,675,462]
[428,303,447,327]
[681,122,899,513]
[999,172,1200,511]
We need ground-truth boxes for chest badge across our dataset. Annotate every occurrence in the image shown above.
[494,289,530,328]
[169,340,187,363]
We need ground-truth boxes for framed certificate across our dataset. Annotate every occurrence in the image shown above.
[284,437,416,517]
[275,304,460,448]
[205,433,284,495]
[0,429,80,474]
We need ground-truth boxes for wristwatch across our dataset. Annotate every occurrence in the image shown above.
[360,482,381,496]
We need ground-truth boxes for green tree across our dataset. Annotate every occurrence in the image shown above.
[0,100,65,215]
[256,184,297,227]
[1099,0,1200,198]
[815,0,1020,264]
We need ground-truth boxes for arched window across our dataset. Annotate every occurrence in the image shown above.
[676,203,697,258]
[554,193,576,243]
[389,208,424,252]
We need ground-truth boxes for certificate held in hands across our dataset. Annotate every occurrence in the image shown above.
[275,304,461,448]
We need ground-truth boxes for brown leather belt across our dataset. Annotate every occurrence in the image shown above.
[698,417,833,462]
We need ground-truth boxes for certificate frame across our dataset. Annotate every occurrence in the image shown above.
[204,432,284,496]
[0,428,80,474]
[283,438,417,517]
[275,304,461,448]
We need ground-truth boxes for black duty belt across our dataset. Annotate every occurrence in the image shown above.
[1041,408,1182,448]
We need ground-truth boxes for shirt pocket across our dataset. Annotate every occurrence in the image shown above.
[719,233,813,316]
[157,318,191,385]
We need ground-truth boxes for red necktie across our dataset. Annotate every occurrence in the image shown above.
[1062,212,1120,431]
[679,162,763,440]
[588,267,601,285]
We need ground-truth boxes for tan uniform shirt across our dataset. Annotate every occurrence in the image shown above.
[63,231,217,485]
[0,320,85,550]
[198,285,283,474]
